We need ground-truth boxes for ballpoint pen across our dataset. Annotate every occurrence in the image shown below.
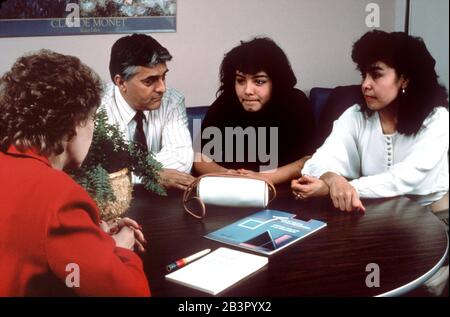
[166,248,211,272]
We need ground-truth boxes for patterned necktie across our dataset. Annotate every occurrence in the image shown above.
[133,110,148,152]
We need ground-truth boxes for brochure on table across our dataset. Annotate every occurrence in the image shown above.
[205,209,326,255]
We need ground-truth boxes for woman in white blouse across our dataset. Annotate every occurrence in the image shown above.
[292,30,449,213]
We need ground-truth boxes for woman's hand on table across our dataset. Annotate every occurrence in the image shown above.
[100,217,147,253]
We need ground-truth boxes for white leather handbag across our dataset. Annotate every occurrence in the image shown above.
[183,173,276,219]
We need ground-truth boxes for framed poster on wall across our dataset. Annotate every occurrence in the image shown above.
[0,0,177,37]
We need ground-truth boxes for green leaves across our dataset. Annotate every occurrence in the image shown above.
[69,107,166,203]
[86,164,115,203]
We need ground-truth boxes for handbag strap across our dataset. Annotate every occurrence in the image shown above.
[183,172,277,219]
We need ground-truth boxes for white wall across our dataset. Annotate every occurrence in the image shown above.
[0,0,397,107]
[409,0,449,91]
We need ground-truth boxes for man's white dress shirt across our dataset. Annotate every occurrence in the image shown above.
[100,83,193,178]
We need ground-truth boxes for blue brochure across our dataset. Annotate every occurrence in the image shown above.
[205,209,326,256]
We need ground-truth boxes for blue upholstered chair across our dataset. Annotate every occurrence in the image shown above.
[309,87,333,126]
[186,106,209,140]
[310,85,363,147]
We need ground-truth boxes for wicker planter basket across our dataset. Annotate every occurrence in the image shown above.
[97,168,133,221]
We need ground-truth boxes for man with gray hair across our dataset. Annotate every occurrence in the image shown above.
[101,33,195,190]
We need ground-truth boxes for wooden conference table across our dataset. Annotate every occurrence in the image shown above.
[125,185,448,297]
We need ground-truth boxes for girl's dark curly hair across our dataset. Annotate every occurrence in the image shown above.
[218,37,297,101]
[0,49,102,156]
[352,30,448,135]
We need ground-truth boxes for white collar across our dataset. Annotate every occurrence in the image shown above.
[114,85,149,124]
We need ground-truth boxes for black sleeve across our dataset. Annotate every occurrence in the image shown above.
[201,97,223,132]
[197,96,228,163]
[278,89,317,165]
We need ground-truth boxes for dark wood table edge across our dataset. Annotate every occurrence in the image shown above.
[376,231,449,297]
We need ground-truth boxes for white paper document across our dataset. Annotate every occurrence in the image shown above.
[165,247,268,295]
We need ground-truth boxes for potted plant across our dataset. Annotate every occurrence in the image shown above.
[70,107,166,220]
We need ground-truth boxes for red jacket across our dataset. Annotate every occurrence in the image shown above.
[0,146,150,296]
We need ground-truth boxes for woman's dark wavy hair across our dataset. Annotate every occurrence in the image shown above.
[352,30,448,135]
[217,37,297,101]
[0,49,103,156]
